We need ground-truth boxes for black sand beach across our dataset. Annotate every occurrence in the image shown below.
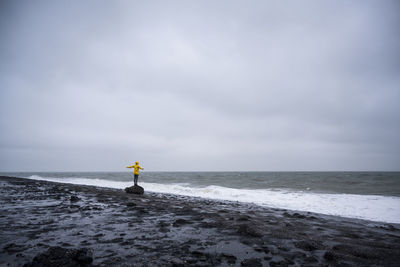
[1,176,399,266]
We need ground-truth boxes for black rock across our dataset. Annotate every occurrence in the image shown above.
[24,246,93,267]
[237,215,251,221]
[3,243,25,253]
[292,213,306,219]
[294,240,319,251]
[126,202,137,207]
[323,251,338,262]
[125,185,144,195]
[283,212,306,219]
[269,260,289,267]
[304,256,318,263]
[221,253,237,264]
[173,218,191,227]
[241,258,262,267]
[237,224,263,237]
[70,195,80,202]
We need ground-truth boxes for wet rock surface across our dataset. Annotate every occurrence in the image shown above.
[0,176,399,266]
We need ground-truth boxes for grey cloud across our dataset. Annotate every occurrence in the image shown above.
[1,0,399,171]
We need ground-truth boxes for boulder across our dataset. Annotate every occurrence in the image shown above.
[125,184,144,195]
[24,246,93,267]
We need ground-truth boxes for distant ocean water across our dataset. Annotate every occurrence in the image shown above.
[2,171,399,224]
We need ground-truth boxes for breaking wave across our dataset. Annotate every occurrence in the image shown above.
[26,175,400,224]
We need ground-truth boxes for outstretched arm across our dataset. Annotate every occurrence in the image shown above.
[126,165,134,168]
[139,166,144,170]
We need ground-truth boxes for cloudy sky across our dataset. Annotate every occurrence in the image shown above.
[1,0,399,171]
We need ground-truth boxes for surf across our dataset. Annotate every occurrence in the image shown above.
[25,174,400,224]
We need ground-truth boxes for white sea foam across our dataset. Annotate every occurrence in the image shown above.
[26,175,400,224]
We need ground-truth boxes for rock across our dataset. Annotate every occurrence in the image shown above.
[173,218,191,227]
[255,245,270,254]
[221,253,237,264]
[237,215,251,221]
[191,250,205,257]
[269,260,289,267]
[3,243,25,253]
[294,240,319,251]
[159,227,170,233]
[125,185,144,195]
[237,224,263,237]
[304,256,318,263]
[283,212,306,219]
[70,195,80,202]
[158,220,170,227]
[379,224,397,231]
[323,251,338,262]
[241,258,262,267]
[292,213,306,219]
[24,246,93,267]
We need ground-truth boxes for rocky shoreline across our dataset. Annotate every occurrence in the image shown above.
[0,176,399,266]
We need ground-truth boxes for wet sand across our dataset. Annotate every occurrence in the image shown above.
[0,176,399,266]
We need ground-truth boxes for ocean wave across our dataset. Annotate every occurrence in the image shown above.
[26,175,400,224]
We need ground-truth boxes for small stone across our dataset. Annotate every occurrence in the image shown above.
[304,256,318,263]
[294,240,319,251]
[70,195,80,202]
[237,215,251,221]
[270,260,289,267]
[292,213,306,219]
[237,224,263,237]
[173,218,190,227]
[221,253,236,264]
[241,258,262,267]
[324,251,338,262]
[4,243,25,253]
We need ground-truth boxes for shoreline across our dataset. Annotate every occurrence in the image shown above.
[1,176,399,266]
[11,173,400,224]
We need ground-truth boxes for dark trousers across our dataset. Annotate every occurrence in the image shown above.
[134,174,139,185]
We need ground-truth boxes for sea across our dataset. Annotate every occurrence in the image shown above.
[1,171,399,224]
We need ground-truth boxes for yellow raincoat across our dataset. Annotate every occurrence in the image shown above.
[127,161,144,175]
